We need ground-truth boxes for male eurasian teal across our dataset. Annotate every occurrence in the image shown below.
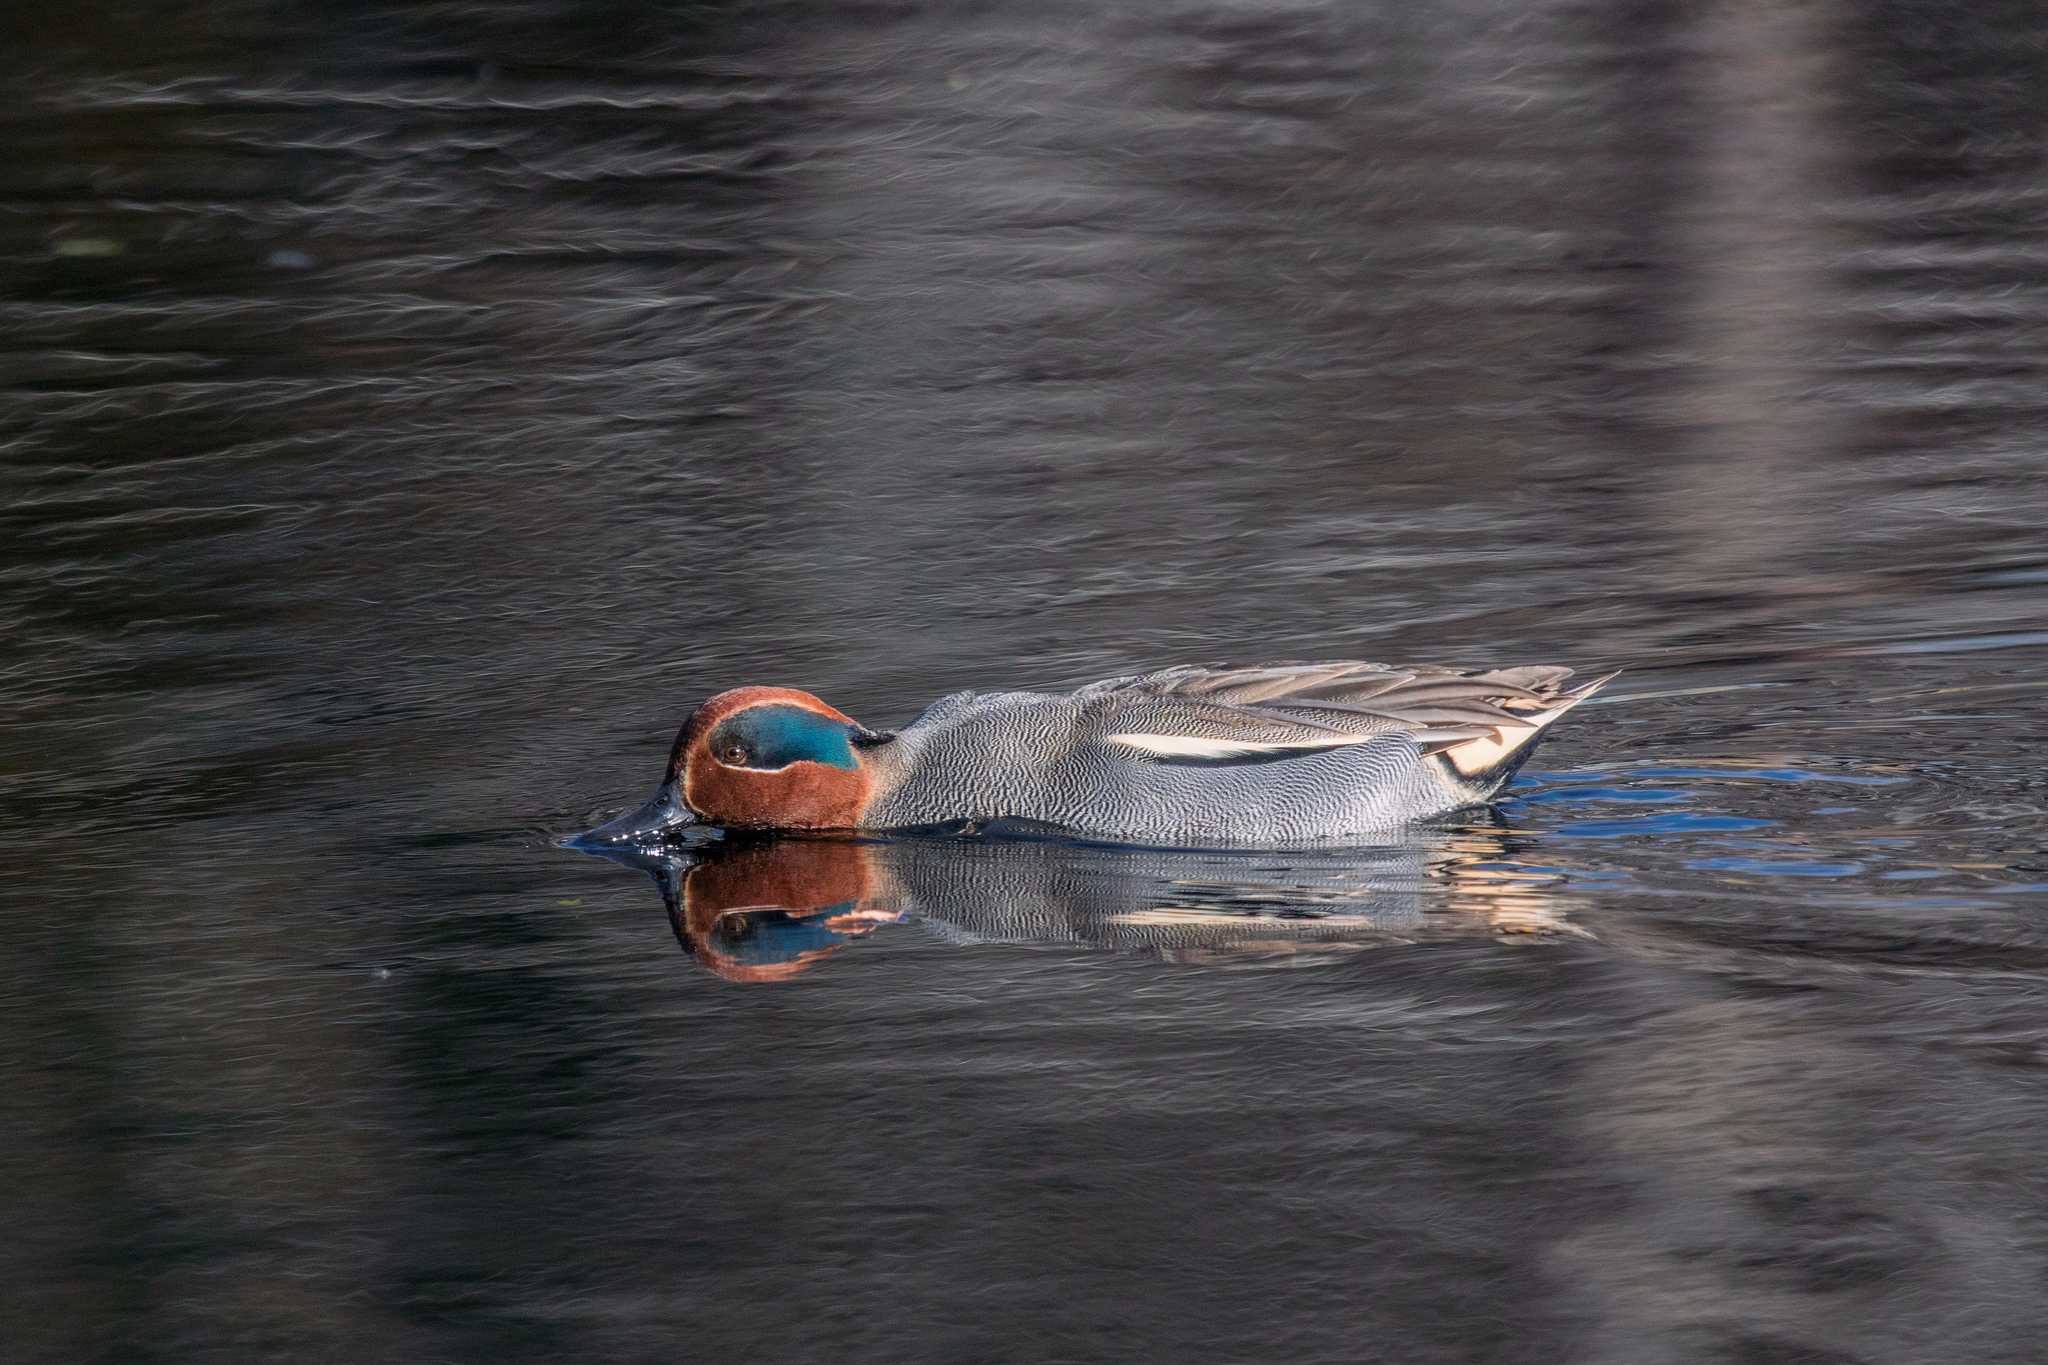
[577,660,1616,848]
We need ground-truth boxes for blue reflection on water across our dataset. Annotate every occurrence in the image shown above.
[1689,857,1864,877]
[1629,766,1905,786]
[1526,763,1905,788]
[1547,813,1778,838]
[1518,787,1691,805]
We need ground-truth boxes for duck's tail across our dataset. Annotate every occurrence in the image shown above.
[1428,668,1620,787]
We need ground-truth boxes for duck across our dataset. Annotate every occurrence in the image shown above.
[574,659,1617,848]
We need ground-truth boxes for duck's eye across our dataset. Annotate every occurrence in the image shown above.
[721,743,751,766]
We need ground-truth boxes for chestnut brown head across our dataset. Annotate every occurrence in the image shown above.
[572,686,880,846]
[670,687,876,831]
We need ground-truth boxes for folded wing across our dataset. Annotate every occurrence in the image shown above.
[1088,660,1614,772]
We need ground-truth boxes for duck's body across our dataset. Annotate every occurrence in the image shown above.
[581,660,1615,849]
[856,674,1511,843]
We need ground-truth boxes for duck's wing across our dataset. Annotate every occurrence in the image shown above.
[1080,661,1613,767]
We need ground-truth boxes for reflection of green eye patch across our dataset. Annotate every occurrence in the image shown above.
[710,705,858,771]
[710,904,862,966]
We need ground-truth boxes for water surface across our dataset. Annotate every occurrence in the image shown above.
[5,2,2048,1362]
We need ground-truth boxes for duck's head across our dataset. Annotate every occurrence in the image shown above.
[576,686,880,843]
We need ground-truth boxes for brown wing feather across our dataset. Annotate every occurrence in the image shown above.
[1085,660,1608,761]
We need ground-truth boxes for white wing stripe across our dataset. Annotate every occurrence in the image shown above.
[1107,732,1365,760]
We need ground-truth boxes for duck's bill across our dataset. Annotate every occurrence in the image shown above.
[569,782,698,847]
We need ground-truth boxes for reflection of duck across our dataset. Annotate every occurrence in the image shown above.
[583,826,1585,983]
[579,661,1617,846]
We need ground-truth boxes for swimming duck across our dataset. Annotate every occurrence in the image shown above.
[576,660,1616,848]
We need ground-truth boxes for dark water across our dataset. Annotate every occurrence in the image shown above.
[7,2,2048,1361]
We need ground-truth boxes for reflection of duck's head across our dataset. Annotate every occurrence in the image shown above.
[667,837,897,984]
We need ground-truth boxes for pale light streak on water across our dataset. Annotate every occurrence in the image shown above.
[5,2,2048,1362]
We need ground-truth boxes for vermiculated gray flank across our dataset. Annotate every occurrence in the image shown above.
[858,661,1608,844]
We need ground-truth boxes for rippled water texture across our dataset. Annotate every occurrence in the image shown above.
[6,3,2048,1362]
